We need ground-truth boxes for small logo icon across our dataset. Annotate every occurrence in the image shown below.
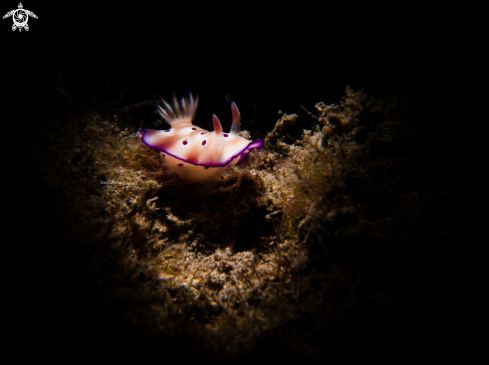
[3,3,37,32]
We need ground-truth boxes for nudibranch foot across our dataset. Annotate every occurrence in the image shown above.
[141,93,264,182]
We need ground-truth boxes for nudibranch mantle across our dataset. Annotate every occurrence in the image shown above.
[141,93,264,182]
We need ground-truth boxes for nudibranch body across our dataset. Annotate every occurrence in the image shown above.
[141,93,264,182]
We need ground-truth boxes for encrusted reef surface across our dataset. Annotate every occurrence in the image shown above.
[29,86,471,362]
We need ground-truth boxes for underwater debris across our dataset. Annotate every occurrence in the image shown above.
[265,111,298,146]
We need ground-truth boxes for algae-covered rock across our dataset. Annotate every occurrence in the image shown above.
[27,83,469,362]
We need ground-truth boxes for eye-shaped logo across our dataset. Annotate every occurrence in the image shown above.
[3,3,38,32]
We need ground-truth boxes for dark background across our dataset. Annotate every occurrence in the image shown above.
[2,1,481,362]
[6,2,464,129]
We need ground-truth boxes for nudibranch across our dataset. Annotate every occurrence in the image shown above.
[140,93,264,182]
